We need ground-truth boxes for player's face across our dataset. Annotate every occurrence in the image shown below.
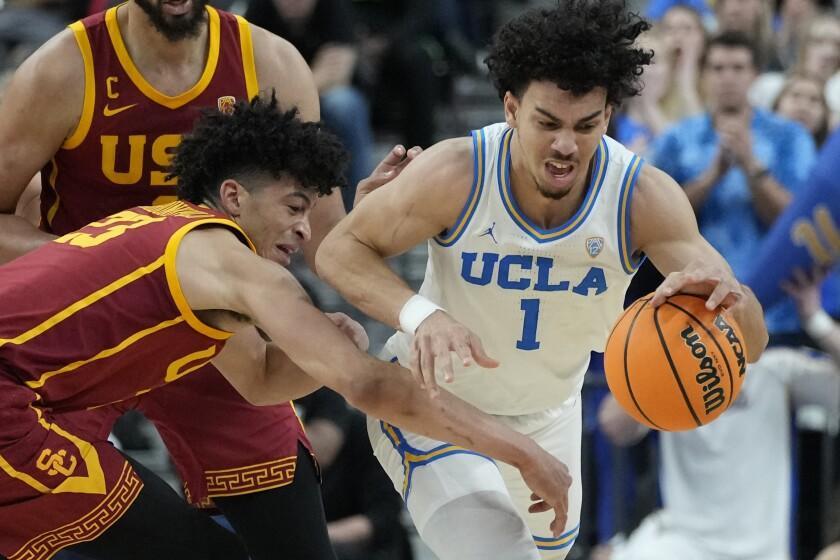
[504,81,611,200]
[231,179,314,267]
[134,0,208,42]
[702,46,756,113]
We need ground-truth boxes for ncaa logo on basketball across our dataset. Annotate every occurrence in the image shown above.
[217,96,236,115]
[585,237,604,258]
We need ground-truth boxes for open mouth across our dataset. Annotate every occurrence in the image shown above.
[276,244,298,257]
[545,161,576,188]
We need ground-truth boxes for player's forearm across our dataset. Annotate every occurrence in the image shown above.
[317,231,415,329]
[261,343,323,403]
[732,284,768,363]
[0,214,54,264]
[347,358,541,470]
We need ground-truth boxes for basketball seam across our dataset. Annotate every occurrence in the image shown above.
[653,305,702,428]
[664,301,735,411]
[622,297,663,430]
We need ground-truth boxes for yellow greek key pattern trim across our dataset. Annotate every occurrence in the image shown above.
[9,462,143,560]
[205,455,297,498]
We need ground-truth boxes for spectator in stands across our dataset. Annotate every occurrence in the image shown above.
[245,0,373,210]
[751,13,840,117]
[297,388,413,560]
[715,0,781,70]
[658,3,706,122]
[611,30,671,155]
[775,0,820,71]
[649,31,821,338]
[595,338,840,560]
[351,0,442,148]
[0,0,87,69]
[773,73,831,145]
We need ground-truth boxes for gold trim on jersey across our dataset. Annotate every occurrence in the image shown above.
[163,219,255,340]
[8,461,142,560]
[235,16,259,100]
[105,5,221,109]
[63,22,96,149]
[25,317,185,389]
[0,406,106,496]
[0,257,165,349]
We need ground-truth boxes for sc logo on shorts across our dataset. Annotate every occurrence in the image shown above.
[36,449,78,477]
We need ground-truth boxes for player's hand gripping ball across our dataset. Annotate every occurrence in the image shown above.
[604,294,748,431]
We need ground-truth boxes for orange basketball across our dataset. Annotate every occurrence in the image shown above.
[604,293,748,431]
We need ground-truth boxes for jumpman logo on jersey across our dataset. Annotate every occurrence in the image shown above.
[479,222,498,244]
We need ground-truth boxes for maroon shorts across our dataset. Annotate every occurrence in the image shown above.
[62,364,311,507]
[0,378,142,560]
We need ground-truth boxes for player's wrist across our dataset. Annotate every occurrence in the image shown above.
[399,295,444,335]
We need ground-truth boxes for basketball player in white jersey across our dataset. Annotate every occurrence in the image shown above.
[317,2,768,559]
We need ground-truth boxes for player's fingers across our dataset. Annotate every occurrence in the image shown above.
[650,274,682,307]
[420,338,440,397]
[469,334,500,368]
[552,507,569,538]
[453,338,473,368]
[434,339,456,384]
[377,145,406,172]
[706,279,741,310]
[528,501,552,514]
[409,340,425,389]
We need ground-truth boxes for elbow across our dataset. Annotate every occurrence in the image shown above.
[340,372,388,416]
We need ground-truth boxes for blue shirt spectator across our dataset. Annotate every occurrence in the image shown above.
[650,108,840,333]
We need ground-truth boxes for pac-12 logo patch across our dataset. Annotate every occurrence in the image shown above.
[217,96,236,115]
[585,236,604,258]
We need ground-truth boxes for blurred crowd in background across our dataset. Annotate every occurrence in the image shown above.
[4,0,840,559]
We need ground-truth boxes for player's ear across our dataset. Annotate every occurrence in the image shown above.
[503,91,520,128]
[604,104,614,134]
[218,179,247,218]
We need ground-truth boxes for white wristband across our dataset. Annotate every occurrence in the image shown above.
[399,295,443,335]
[804,309,835,339]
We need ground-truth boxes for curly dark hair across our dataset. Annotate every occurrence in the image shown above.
[171,92,347,204]
[484,0,652,105]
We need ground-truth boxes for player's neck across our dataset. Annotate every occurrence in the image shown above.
[508,136,590,230]
[118,2,210,95]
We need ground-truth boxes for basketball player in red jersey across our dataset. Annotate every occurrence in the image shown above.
[0,96,572,560]
[0,1,420,559]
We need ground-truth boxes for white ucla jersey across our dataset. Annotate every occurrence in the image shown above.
[385,123,644,415]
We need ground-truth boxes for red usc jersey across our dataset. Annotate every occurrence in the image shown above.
[0,201,253,411]
[40,5,258,235]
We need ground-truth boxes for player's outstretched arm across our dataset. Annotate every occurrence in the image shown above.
[0,29,83,262]
[316,138,499,395]
[633,165,768,362]
[179,226,574,537]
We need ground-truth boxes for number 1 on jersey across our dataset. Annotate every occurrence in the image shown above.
[517,299,541,350]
